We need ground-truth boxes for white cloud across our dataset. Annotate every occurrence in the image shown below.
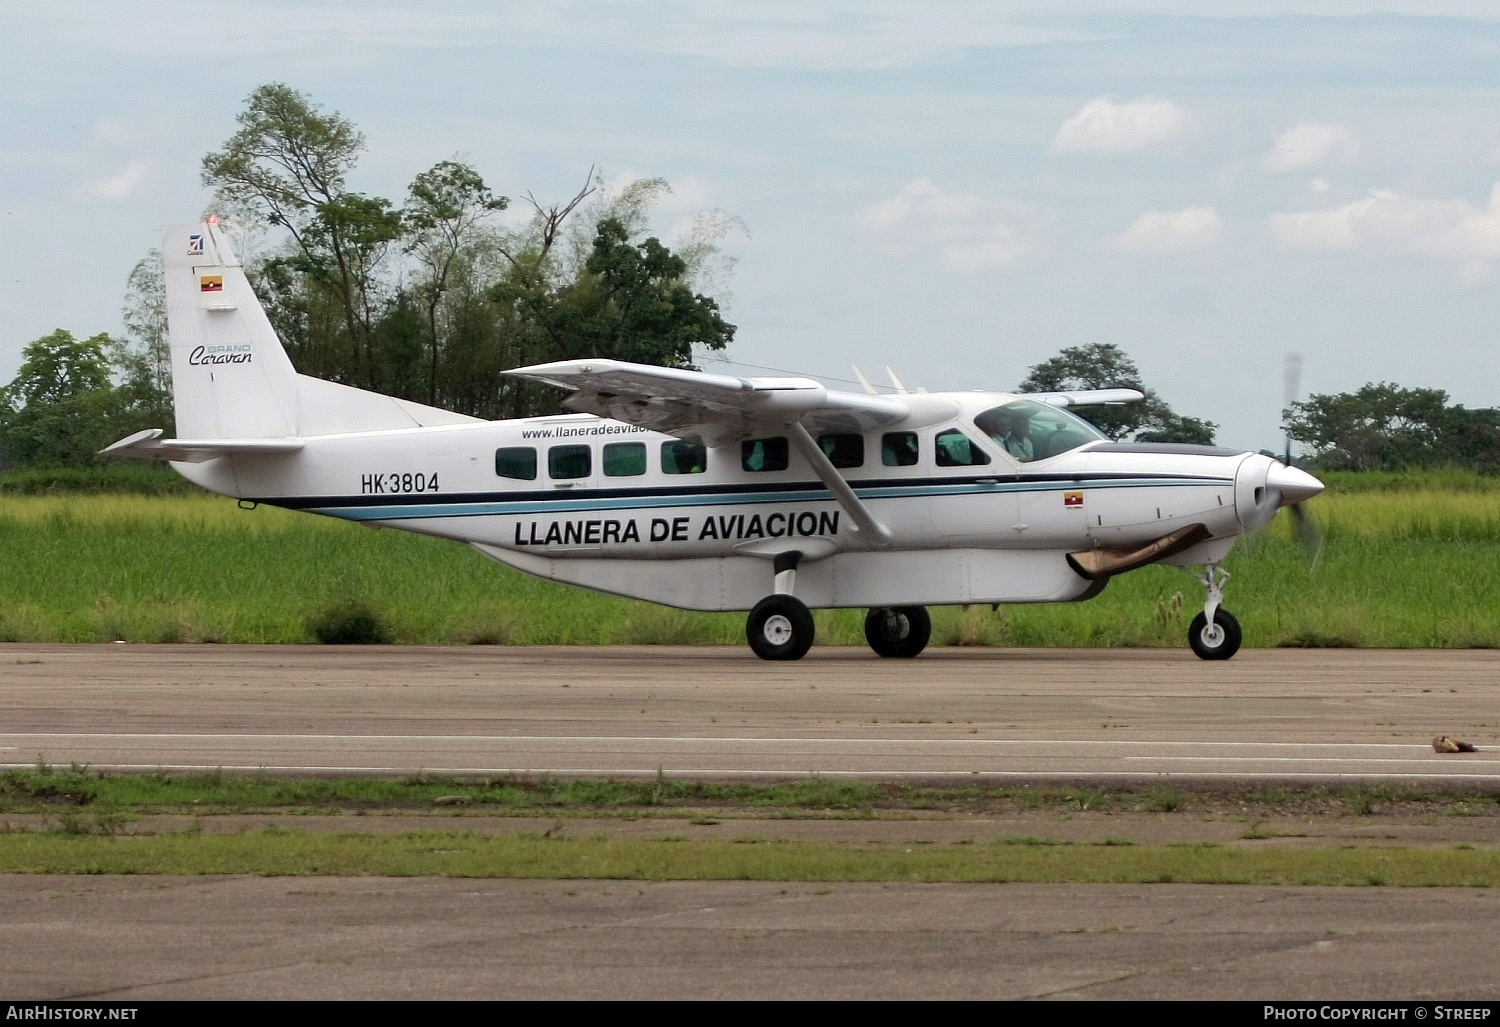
[851,178,1047,273]
[1107,205,1222,254]
[1263,122,1360,174]
[1271,184,1500,279]
[1309,177,1331,193]
[78,159,150,201]
[1050,96,1188,155]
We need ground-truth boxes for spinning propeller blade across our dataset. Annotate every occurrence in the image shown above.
[1282,352,1303,467]
[1288,502,1325,568]
[1275,353,1324,567]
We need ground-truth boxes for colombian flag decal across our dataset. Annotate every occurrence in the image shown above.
[1063,490,1084,508]
[200,275,223,292]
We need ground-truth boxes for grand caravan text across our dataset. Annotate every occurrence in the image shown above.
[513,509,841,547]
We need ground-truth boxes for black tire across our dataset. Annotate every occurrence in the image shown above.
[864,606,932,658]
[1188,608,1242,660]
[746,594,816,661]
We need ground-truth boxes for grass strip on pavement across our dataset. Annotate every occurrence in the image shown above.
[0,830,1495,886]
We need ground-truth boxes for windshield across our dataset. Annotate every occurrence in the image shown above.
[973,399,1108,463]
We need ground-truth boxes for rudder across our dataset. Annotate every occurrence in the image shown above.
[162,221,298,439]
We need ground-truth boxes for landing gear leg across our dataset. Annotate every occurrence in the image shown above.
[1188,562,1241,660]
[864,606,931,658]
[746,552,815,661]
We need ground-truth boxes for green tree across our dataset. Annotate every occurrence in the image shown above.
[1136,412,1218,446]
[539,217,735,366]
[0,330,121,467]
[203,83,401,389]
[1018,343,1217,443]
[1285,382,1499,472]
[403,160,509,405]
[111,250,174,436]
[197,85,741,420]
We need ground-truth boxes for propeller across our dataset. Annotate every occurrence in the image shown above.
[1279,352,1324,567]
[1282,352,1302,466]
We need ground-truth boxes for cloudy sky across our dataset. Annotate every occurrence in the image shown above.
[3,1,1500,449]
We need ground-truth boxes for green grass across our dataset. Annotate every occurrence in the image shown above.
[0,473,1497,646]
[0,463,198,495]
[0,829,1495,885]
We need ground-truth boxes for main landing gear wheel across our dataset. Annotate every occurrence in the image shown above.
[746,594,816,661]
[864,606,932,658]
[1188,609,1241,661]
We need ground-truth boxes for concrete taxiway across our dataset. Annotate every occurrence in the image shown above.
[4,644,1499,1001]
[1,645,1496,780]
[5,877,1500,1000]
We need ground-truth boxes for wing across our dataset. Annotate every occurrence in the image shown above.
[1022,388,1144,408]
[102,428,305,463]
[505,359,910,444]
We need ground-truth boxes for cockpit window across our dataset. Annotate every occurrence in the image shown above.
[974,400,1107,463]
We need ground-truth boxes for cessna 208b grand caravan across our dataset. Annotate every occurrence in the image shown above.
[106,220,1324,661]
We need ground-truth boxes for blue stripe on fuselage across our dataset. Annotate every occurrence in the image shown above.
[279,475,1232,522]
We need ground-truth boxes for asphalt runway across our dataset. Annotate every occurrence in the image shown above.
[5,644,1500,1001]
[2,877,1497,1000]
[2,644,1497,781]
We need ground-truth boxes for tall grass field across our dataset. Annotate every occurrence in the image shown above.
[1,470,1496,647]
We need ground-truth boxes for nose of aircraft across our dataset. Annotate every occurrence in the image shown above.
[1265,462,1324,506]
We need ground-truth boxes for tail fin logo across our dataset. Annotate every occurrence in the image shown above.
[200,275,223,292]
[188,234,205,255]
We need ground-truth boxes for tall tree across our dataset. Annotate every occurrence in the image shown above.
[1018,343,1217,444]
[538,217,735,366]
[0,330,120,467]
[403,160,508,405]
[112,250,174,435]
[202,83,401,389]
[195,85,742,419]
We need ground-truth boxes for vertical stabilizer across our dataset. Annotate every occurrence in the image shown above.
[162,221,298,439]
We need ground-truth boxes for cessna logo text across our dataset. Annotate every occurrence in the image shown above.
[189,344,253,366]
[514,510,841,547]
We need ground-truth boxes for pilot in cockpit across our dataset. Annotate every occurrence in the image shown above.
[1003,413,1034,462]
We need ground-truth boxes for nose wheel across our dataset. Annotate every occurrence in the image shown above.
[1189,563,1241,660]
[1188,608,1241,660]
[864,606,931,658]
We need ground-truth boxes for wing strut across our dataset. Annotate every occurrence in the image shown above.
[788,423,892,546]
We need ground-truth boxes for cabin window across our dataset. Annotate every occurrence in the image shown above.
[602,442,647,477]
[881,432,919,467]
[742,437,789,472]
[494,447,537,481]
[661,440,707,474]
[548,444,591,479]
[973,399,1107,463]
[818,433,864,469]
[934,429,991,467]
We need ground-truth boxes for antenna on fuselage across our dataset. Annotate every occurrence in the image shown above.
[851,365,878,395]
[885,367,909,395]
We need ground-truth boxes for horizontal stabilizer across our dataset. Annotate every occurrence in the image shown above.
[1024,388,1144,408]
[102,428,304,463]
[1066,522,1212,580]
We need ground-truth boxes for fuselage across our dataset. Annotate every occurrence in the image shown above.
[175,390,1278,612]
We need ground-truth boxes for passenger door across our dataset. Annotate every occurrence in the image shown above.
[927,428,1019,542]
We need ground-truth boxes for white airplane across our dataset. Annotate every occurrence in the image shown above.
[106,220,1324,661]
